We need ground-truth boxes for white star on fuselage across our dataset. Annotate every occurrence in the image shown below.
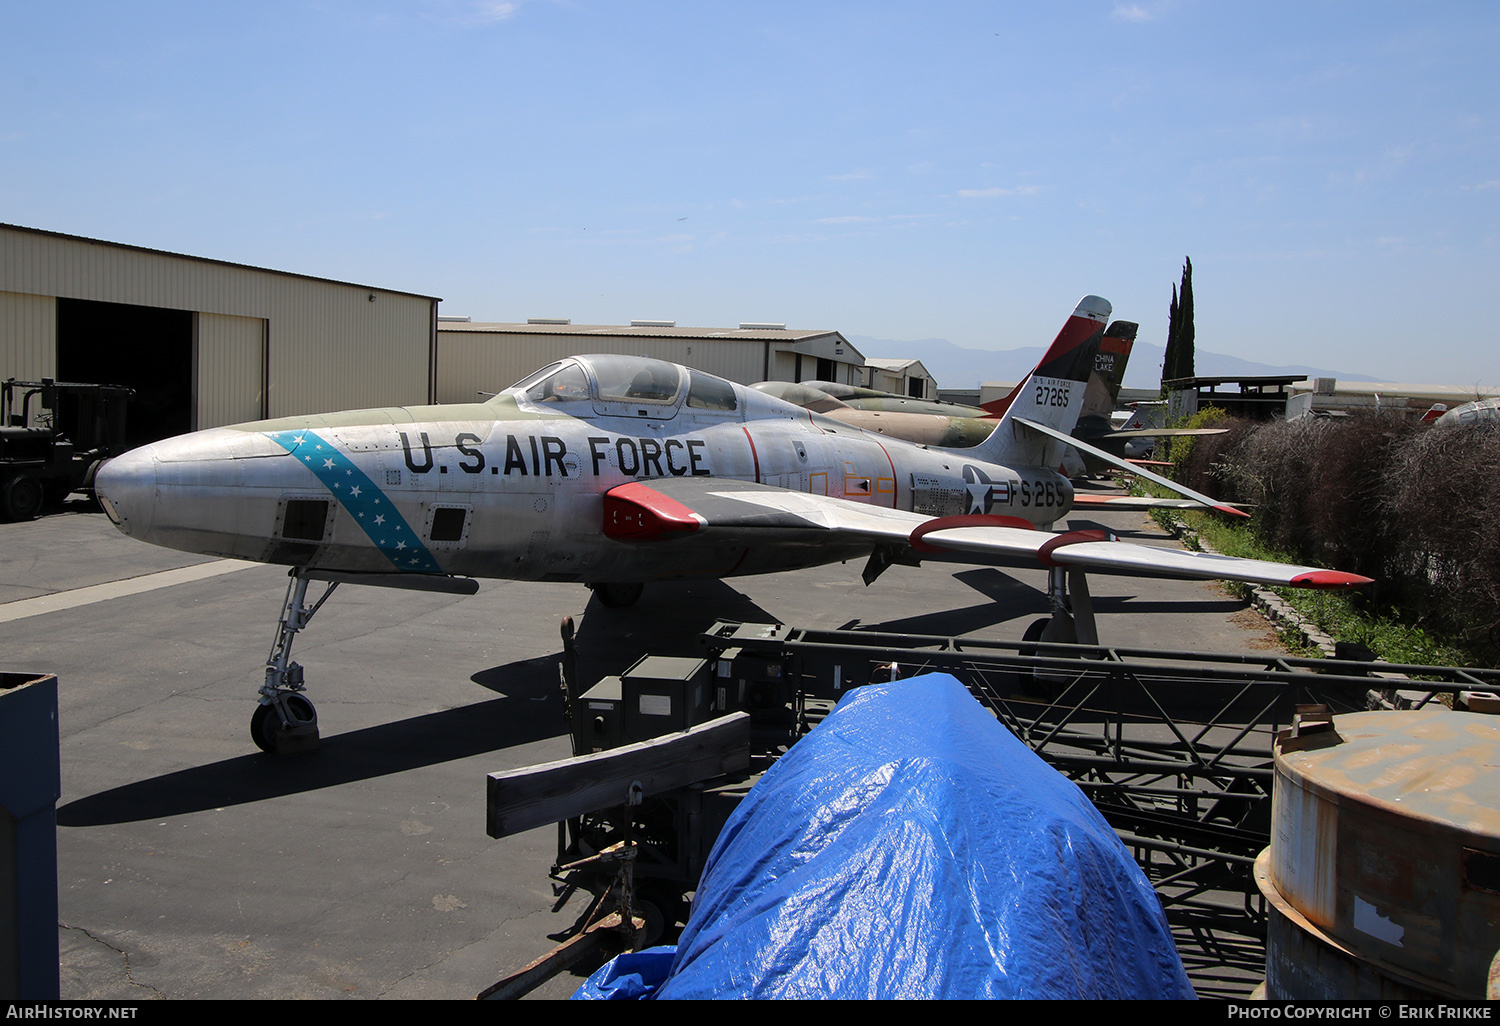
[965,481,991,514]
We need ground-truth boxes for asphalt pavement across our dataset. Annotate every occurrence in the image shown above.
[0,498,1281,999]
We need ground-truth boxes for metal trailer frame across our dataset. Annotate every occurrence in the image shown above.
[698,621,1500,997]
[485,619,1500,998]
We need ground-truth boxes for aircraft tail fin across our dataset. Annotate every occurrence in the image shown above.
[1082,320,1138,418]
[962,295,1111,469]
[987,316,1136,423]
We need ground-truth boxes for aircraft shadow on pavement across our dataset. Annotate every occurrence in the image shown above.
[1091,594,1248,617]
[1065,516,1162,541]
[850,568,1049,637]
[59,580,777,828]
[56,690,564,827]
[569,578,776,680]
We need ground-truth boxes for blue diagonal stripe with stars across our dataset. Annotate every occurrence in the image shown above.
[264,429,442,573]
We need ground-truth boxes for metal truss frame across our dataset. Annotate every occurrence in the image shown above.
[700,621,1500,996]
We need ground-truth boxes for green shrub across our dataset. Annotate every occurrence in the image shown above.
[1156,414,1500,666]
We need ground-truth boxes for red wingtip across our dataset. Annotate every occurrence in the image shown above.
[1216,504,1252,519]
[1289,570,1374,589]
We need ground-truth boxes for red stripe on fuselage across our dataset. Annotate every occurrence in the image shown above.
[871,438,898,507]
[741,426,761,483]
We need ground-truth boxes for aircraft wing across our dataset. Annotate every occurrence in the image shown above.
[1014,417,1250,518]
[603,479,1369,590]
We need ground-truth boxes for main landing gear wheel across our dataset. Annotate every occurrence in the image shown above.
[634,883,687,947]
[251,694,318,754]
[631,896,666,951]
[588,582,644,608]
[1,473,44,522]
[1015,617,1058,699]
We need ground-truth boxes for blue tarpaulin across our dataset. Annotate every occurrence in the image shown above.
[575,673,1194,999]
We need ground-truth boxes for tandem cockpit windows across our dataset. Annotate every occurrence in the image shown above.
[685,370,738,412]
[506,356,738,417]
[509,356,686,405]
[589,355,682,404]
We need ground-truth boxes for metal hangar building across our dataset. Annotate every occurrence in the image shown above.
[434,318,866,405]
[0,223,441,447]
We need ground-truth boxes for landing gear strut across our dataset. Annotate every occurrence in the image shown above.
[587,582,644,608]
[248,567,479,753]
[254,569,335,754]
[1039,566,1098,647]
[1019,567,1100,698]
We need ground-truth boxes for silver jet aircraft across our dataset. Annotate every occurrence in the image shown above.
[95,296,1370,751]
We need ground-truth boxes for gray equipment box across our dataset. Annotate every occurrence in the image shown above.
[623,655,710,741]
[574,676,624,752]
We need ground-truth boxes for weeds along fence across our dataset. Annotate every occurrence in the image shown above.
[1165,412,1500,659]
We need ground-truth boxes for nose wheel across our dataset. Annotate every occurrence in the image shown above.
[251,693,319,754]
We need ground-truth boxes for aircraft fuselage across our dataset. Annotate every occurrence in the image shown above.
[97,361,1076,585]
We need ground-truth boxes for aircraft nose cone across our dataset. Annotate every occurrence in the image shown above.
[94,444,158,538]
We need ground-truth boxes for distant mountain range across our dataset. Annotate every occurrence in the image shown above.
[848,335,1381,391]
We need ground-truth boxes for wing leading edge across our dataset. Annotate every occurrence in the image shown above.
[603,478,1370,590]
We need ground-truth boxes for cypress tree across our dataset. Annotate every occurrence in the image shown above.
[1160,257,1195,390]
[1162,282,1180,393]
[1177,256,1195,380]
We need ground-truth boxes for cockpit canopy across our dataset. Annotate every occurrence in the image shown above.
[505,355,738,415]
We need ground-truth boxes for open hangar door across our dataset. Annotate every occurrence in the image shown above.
[56,298,192,447]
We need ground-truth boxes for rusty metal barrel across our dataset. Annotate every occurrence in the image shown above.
[1257,705,1500,999]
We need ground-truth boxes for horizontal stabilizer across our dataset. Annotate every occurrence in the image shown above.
[1107,427,1228,441]
[1071,494,1246,513]
[1014,417,1249,517]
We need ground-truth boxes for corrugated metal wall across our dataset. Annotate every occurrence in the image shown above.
[435,331,771,404]
[1,226,436,424]
[0,289,56,381]
[197,312,265,428]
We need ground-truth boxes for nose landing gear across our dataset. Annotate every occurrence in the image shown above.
[248,567,481,753]
[254,570,336,754]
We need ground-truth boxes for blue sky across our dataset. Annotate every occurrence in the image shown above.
[4,1,1496,386]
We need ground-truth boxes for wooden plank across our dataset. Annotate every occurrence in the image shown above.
[476,912,639,1000]
[486,713,751,839]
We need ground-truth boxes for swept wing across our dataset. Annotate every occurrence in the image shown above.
[602,477,1367,590]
